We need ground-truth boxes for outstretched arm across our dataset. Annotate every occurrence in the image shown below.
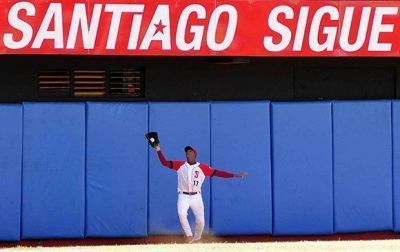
[199,164,248,178]
[214,170,248,178]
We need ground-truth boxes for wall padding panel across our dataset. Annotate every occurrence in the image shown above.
[333,101,392,233]
[272,102,333,235]
[0,104,22,241]
[86,103,148,237]
[22,103,85,239]
[211,101,272,235]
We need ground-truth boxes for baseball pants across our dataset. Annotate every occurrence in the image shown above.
[177,193,205,241]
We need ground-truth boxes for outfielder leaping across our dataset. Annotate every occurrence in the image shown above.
[147,132,247,243]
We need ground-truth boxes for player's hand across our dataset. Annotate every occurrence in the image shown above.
[234,172,248,178]
[155,145,161,151]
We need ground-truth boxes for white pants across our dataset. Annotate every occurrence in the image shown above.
[177,193,205,240]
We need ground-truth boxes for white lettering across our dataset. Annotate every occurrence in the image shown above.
[264,6,293,52]
[4,2,35,49]
[67,3,102,49]
[176,4,206,51]
[369,7,398,51]
[207,4,237,51]
[32,3,63,49]
[309,6,339,52]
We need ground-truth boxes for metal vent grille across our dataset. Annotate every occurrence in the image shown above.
[38,68,144,98]
[73,70,106,97]
[38,71,71,97]
[109,69,143,96]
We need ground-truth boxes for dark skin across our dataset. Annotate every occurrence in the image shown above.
[186,150,197,164]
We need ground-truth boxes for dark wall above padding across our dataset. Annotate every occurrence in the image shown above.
[0,56,396,102]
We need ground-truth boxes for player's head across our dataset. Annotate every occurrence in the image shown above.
[184,146,197,163]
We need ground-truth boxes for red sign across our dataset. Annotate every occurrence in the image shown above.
[0,0,399,56]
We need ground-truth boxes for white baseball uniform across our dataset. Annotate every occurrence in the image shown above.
[157,150,234,241]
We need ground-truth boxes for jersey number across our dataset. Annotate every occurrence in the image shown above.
[193,181,199,186]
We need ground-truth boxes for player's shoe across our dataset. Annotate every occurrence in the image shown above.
[184,236,193,243]
[189,238,202,244]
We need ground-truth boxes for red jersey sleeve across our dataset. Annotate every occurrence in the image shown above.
[199,163,235,178]
[157,150,184,171]
[214,170,235,178]
[199,164,215,176]
[170,160,185,170]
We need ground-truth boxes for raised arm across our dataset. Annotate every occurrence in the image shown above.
[157,149,172,168]
[155,145,183,170]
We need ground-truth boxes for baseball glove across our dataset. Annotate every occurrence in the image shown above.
[145,132,160,148]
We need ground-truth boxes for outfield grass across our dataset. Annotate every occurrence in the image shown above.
[2,239,400,252]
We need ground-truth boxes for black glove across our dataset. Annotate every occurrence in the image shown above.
[145,132,160,148]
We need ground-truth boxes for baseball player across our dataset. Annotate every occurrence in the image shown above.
[153,144,247,243]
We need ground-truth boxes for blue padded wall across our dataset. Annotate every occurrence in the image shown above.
[211,102,272,235]
[393,101,400,231]
[22,103,85,239]
[333,101,392,232]
[272,102,333,235]
[148,102,210,235]
[0,100,392,240]
[86,103,148,237]
[0,104,22,241]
